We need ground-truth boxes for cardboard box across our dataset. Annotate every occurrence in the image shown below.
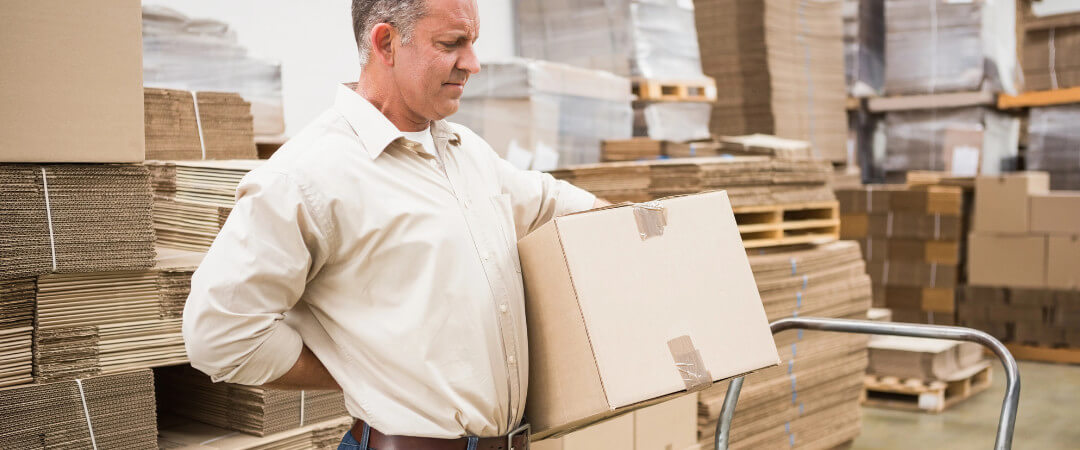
[634,394,697,450]
[0,0,145,162]
[973,173,1049,233]
[530,413,635,450]
[967,233,1048,288]
[518,191,779,437]
[1030,193,1080,234]
[1047,235,1080,290]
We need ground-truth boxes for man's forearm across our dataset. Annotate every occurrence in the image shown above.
[263,345,341,390]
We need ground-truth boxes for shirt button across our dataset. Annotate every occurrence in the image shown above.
[463,199,472,209]
[499,303,509,313]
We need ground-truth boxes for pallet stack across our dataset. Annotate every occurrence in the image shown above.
[696,241,872,449]
[863,336,991,413]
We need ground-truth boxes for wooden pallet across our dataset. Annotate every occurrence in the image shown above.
[1005,344,1080,364]
[998,86,1080,109]
[631,77,717,102]
[861,364,992,413]
[736,201,840,249]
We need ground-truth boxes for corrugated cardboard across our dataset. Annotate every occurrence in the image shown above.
[868,336,985,381]
[1047,235,1080,290]
[531,413,635,450]
[973,172,1050,233]
[634,394,698,450]
[1029,192,1080,234]
[0,0,144,162]
[518,191,778,437]
[967,233,1048,288]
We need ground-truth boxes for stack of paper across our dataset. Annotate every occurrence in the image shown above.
[0,369,158,448]
[697,241,872,449]
[144,88,259,161]
[157,365,350,437]
[0,279,34,388]
[0,164,156,281]
[32,248,203,381]
[695,0,849,162]
[158,416,353,450]
[149,160,262,251]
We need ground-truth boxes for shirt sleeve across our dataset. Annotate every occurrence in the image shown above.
[182,169,331,386]
[493,154,597,239]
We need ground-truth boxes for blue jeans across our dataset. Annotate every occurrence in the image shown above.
[337,423,482,450]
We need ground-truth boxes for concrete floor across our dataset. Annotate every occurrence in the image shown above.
[853,361,1080,449]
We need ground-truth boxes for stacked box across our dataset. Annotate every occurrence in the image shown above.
[958,286,1080,348]
[531,395,698,450]
[883,0,1018,95]
[837,184,971,324]
[601,139,722,162]
[1027,105,1080,190]
[696,241,871,449]
[1021,7,1080,91]
[878,106,1020,176]
[452,59,633,169]
[694,0,849,162]
[844,0,885,96]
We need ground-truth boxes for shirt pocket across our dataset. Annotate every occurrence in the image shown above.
[489,193,522,274]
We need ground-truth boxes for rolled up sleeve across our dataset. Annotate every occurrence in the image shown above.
[182,169,331,386]
[493,155,596,238]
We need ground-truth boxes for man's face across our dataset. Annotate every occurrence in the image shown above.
[393,0,481,122]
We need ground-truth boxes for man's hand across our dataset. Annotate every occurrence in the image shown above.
[263,345,341,391]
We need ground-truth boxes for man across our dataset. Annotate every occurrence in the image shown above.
[182,0,606,449]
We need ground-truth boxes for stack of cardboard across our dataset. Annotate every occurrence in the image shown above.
[453,59,633,169]
[32,248,202,381]
[717,135,815,160]
[837,184,971,324]
[1021,7,1080,91]
[844,0,885,96]
[551,156,834,207]
[157,416,353,450]
[878,107,1020,176]
[0,164,157,281]
[156,365,349,437]
[883,0,1017,95]
[696,241,872,449]
[694,0,848,163]
[144,88,259,161]
[0,279,34,388]
[0,369,158,448]
[149,160,262,251]
[1027,105,1080,190]
[142,6,285,137]
[958,286,1080,349]
[532,395,698,450]
[867,336,985,381]
[602,139,722,162]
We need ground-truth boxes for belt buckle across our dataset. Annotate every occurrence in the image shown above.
[507,423,530,450]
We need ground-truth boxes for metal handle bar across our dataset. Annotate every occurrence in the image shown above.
[714,317,1020,450]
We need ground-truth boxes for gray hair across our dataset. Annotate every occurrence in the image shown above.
[352,0,428,66]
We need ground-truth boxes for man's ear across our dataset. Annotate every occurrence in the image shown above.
[369,23,396,67]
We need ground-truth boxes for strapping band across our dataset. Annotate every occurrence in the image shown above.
[41,168,57,272]
[299,390,306,426]
[191,91,208,160]
[1049,29,1059,90]
[75,379,99,450]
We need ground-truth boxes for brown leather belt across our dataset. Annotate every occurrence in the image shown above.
[349,419,530,450]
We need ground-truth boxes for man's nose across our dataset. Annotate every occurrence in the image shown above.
[458,44,481,75]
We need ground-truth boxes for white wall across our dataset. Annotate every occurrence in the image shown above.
[142,0,515,136]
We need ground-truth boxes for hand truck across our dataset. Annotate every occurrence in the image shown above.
[713,317,1021,450]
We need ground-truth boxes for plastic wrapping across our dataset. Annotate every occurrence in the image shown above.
[877,107,1019,175]
[142,6,284,136]
[883,0,1018,96]
[633,102,712,142]
[516,0,705,79]
[1027,105,1080,189]
[452,59,633,169]
[844,0,885,96]
[1021,9,1080,91]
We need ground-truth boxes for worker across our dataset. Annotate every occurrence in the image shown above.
[181,0,606,449]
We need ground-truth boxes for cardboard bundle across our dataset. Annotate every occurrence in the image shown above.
[453,59,633,169]
[602,139,722,162]
[717,135,815,160]
[143,6,284,137]
[844,0,885,96]
[0,278,34,388]
[145,88,259,161]
[149,160,262,251]
[838,184,971,324]
[878,107,1020,176]
[157,365,350,437]
[696,241,872,449]
[694,0,848,162]
[1027,105,1080,190]
[0,369,158,448]
[958,286,1080,348]
[1020,7,1080,91]
[157,416,353,450]
[32,248,202,381]
[867,336,985,381]
[0,164,156,281]
[633,102,713,143]
[882,0,1017,95]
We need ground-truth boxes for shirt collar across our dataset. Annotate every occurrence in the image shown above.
[334,83,461,159]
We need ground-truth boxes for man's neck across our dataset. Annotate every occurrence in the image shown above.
[353,78,431,132]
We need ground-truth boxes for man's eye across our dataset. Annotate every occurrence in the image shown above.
[442,41,459,48]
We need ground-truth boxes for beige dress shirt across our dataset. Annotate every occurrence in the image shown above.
[182,84,596,438]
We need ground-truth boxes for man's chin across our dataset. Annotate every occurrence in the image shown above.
[432,100,460,120]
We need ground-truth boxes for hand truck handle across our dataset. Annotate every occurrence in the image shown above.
[714,317,1020,450]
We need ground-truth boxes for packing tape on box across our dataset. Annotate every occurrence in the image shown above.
[40,168,58,272]
[633,201,667,240]
[191,91,208,160]
[667,335,713,392]
[75,379,99,450]
[1049,29,1060,90]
